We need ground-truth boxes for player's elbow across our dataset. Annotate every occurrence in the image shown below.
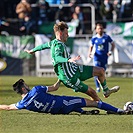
[4,106,11,111]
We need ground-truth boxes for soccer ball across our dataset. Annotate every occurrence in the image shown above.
[123,101,133,111]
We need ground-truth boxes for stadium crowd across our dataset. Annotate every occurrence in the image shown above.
[0,0,133,35]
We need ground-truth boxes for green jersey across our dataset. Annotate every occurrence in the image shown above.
[32,39,79,81]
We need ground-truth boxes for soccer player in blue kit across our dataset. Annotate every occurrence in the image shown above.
[0,79,124,114]
[88,22,116,92]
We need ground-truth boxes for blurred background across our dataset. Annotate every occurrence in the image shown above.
[0,0,133,77]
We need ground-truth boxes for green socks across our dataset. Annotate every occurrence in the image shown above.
[101,80,109,92]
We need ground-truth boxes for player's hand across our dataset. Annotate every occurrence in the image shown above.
[68,55,81,63]
[107,51,112,56]
[88,53,92,58]
[24,49,34,54]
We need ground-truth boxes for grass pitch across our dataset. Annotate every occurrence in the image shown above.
[0,76,133,133]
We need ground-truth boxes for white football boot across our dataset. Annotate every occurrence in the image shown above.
[103,86,120,98]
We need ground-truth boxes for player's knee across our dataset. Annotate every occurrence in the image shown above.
[99,67,105,75]
[94,66,105,76]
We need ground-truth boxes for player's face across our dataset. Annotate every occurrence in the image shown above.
[23,82,30,92]
[96,25,104,35]
[61,28,69,42]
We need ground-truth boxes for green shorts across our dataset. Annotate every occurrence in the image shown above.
[62,65,93,93]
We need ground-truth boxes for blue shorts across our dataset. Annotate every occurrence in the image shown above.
[57,96,86,114]
[94,61,107,70]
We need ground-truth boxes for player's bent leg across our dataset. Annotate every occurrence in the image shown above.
[62,77,100,101]
[85,99,124,114]
[93,66,120,97]
[97,101,124,114]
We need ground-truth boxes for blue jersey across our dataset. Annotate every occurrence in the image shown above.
[15,86,86,114]
[91,33,113,62]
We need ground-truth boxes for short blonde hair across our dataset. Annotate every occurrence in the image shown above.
[54,21,68,33]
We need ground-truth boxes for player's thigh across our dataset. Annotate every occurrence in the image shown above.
[61,96,86,114]
[62,77,88,93]
[79,65,93,81]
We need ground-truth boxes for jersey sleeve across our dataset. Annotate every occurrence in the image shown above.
[34,85,48,93]
[91,37,95,46]
[108,35,113,43]
[32,42,51,52]
[15,101,26,110]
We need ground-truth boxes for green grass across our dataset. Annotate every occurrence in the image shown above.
[0,76,133,133]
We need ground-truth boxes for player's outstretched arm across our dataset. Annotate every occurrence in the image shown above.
[0,104,18,110]
[47,79,61,92]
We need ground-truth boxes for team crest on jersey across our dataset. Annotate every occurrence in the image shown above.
[98,44,104,51]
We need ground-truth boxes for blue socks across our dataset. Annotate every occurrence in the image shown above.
[97,101,118,113]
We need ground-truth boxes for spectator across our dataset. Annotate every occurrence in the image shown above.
[0,19,22,36]
[113,0,121,22]
[0,20,9,27]
[91,0,103,21]
[55,6,71,22]
[73,6,85,34]
[28,0,39,20]
[119,0,133,22]
[70,12,80,35]
[100,0,114,26]
[71,12,79,27]
[19,15,37,35]
[37,0,50,25]
[16,0,32,20]
[16,0,32,35]
[69,0,83,13]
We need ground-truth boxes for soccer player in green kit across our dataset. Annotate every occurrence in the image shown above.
[25,21,119,101]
